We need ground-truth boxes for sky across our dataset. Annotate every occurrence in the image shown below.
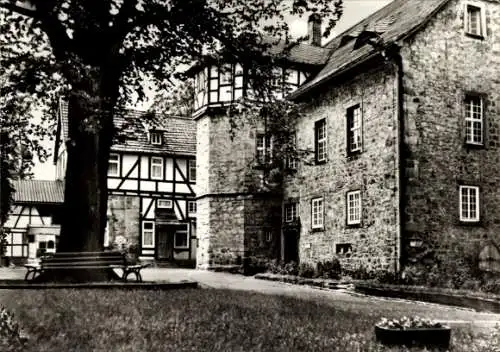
[32,0,393,180]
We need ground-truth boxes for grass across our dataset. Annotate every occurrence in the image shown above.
[0,288,499,352]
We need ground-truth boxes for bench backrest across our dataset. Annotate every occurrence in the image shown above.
[40,251,126,269]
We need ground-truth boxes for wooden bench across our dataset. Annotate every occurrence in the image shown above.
[24,251,150,282]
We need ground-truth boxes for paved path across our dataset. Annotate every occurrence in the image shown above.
[2,267,500,331]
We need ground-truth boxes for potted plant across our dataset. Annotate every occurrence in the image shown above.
[375,316,451,348]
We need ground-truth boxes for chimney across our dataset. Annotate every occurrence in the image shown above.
[308,13,322,46]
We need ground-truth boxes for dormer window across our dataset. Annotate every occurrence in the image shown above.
[151,131,162,145]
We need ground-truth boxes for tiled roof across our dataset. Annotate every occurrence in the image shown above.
[58,102,196,157]
[111,110,196,156]
[12,180,64,204]
[264,38,331,66]
[289,0,450,98]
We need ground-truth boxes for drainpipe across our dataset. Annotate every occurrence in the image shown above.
[383,43,405,274]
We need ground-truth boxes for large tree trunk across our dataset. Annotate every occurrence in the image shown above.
[37,73,118,282]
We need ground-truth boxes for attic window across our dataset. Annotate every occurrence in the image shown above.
[151,131,162,145]
[465,2,486,38]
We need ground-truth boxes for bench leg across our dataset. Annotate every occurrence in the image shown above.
[25,269,39,281]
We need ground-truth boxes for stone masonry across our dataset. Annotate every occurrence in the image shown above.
[196,112,282,268]
[107,195,140,256]
[400,0,500,265]
[285,62,400,272]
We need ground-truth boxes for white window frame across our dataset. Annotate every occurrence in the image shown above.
[188,159,196,182]
[157,199,173,209]
[142,221,155,248]
[347,105,362,153]
[464,95,483,145]
[150,131,162,145]
[188,201,197,215]
[174,229,189,249]
[315,119,327,163]
[256,134,273,165]
[285,202,298,222]
[108,153,120,177]
[347,190,362,225]
[311,197,324,229]
[459,185,480,222]
[151,157,164,180]
[464,2,487,38]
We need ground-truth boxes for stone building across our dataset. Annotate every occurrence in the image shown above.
[53,101,197,265]
[193,0,500,273]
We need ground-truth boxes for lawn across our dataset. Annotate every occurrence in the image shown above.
[0,288,498,352]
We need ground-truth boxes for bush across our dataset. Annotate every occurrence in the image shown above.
[298,263,315,278]
[282,261,298,276]
[0,307,28,350]
[481,278,500,294]
[343,265,373,280]
[265,259,282,274]
[316,259,341,280]
[243,256,268,276]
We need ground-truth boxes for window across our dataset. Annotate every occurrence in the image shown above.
[151,157,163,179]
[311,197,324,229]
[188,159,196,182]
[142,221,155,247]
[188,201,197,214]
[151,131,162,145]
[108,153,119,176]
[315,119,327,163]
[459,185,480,222]
[285,133,297,170]
[256,134,273,165]
[465,95,483,145]
[465,3,486,38]
[285,202,298,222]
[220,64,232,85]
[265,230,273,243]
[174,230,188,249]
[347,105,362,154]
[157,199,173,208]
[347,190,362,225]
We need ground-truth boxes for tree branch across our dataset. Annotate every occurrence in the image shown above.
[0,0,38,18]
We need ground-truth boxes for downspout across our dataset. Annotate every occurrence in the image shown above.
[384,43,405,274]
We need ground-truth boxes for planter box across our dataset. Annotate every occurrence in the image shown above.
[375,324,451,348]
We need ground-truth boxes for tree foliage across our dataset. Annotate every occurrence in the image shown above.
[0,0,343,268]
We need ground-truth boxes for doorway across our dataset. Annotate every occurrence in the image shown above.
[156,225,175,260]
[283,229,299,263]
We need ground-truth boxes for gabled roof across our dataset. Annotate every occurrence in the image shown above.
[289,0,450,99]
[56,101,196,158]
[111,110,196,156]
[12,180,64,204]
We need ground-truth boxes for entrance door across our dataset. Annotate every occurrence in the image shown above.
[156,225,174,260]
[283,229,299,263]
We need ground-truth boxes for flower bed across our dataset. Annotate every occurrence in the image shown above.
[375,317,451,348]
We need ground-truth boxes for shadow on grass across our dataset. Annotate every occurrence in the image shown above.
[0,288,498,352]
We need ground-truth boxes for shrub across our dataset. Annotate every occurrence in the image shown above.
[316,259,342,280]
[343,265,373,280]
[265,259,282,274]
[481,278,500,294]
[374,270,398,284]
[0,307,28,350]
[282,261,298,276]
[243,256,268,276]
[298,263,315,278]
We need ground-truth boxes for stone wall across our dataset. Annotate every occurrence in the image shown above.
[401,0,500,265]
[285,63,400,272]
[195,110,282,268]
[107,195,140,255]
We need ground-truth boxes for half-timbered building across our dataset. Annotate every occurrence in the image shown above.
[2,180,64,265]
[54,101,197,265]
